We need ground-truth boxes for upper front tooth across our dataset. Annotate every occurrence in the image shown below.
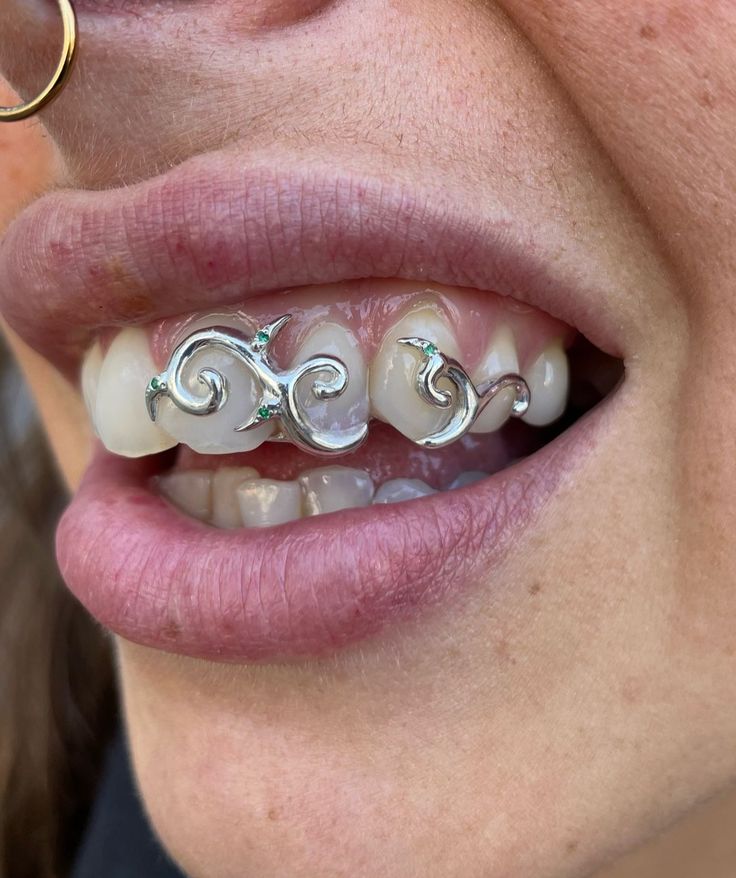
[91,328,177,458]
[470,325,520,433]
[291,322,369,442]
[522,340,569,426]
[155,328,274,454]
[370,304,461,441]
[299,466,374,515]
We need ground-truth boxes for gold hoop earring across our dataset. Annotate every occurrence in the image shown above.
[0,0,77,123]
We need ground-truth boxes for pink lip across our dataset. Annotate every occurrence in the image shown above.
[56,404,603,661]
[0,150,624,374]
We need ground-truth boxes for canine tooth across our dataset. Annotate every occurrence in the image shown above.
[370,305,460,441]
[299,466,374,516]
[448,471,488,490]
[236,479,302,528]
[373,478,436,504]
[158,471,213,522]
[522,340,569,426]
[94,328,177,458]
[211,466,260,528]
[291,323,369,442]
[470,326,520,433]
[155,337,273,454]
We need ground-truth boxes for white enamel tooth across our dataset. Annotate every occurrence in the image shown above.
[299,466,374,516]
[94,328,177,458]
[522,340,570,427]
[448,471,488,490]
[370,306,461,442]
[155,319,273,454]
[372,478,436,505]
[211,466,260,529]
[237,478,303,528]
[80,341,103,429]
[158,470,213,522]
[291,322,369,442]
[470,326,520,433]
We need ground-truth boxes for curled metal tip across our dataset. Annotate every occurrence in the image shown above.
[401,336,531,449]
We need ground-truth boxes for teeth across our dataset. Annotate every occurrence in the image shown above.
[522,340,569,426]
[155,325,274,454]
[211,466,260,528]
[291,323,369,442]
[299,466,375,516]
[236,478,303,528]
[470,326,520,433]
[91,329,177,458]
[448,471,488,489]
[373,478,436,504]
[88,308,571,460]
[158,470,213,522]
[370,305,461,441]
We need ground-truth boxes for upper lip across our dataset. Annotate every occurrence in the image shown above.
[0,146,625,372]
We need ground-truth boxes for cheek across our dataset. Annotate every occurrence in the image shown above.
[0,79,56,228]
[0,81,88,490]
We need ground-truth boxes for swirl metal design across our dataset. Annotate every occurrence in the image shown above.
[397,337,531,449]
[146,314,368,456]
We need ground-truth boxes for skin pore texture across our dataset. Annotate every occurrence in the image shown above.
[1,0,736,876]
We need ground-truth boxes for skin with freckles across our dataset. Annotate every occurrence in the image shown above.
[2,1,736,876]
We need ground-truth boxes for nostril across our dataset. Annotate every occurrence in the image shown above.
[225,0,337,30]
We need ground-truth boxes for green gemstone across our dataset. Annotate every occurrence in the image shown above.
[149,377,161,391]
[255,330,270,344]
[422,342,438,356]
[258,406,272,420]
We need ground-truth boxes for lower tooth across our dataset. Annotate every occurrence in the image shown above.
[158,471,213,522]
[211,466,260,528]
[299,466,375,516]
[236,478,302,528]
[448,471,488,489]
[373,478,436,504]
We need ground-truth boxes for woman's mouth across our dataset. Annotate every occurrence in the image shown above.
[0,151,624,661]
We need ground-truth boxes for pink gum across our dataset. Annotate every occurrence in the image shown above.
[146,279,575,373]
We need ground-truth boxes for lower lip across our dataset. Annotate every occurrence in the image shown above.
[56,406,604,661]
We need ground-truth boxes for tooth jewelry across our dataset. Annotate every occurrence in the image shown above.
[146,315,368,457]
[145,317,530,457]
[397,337,530,449]
[0,0,78,123]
